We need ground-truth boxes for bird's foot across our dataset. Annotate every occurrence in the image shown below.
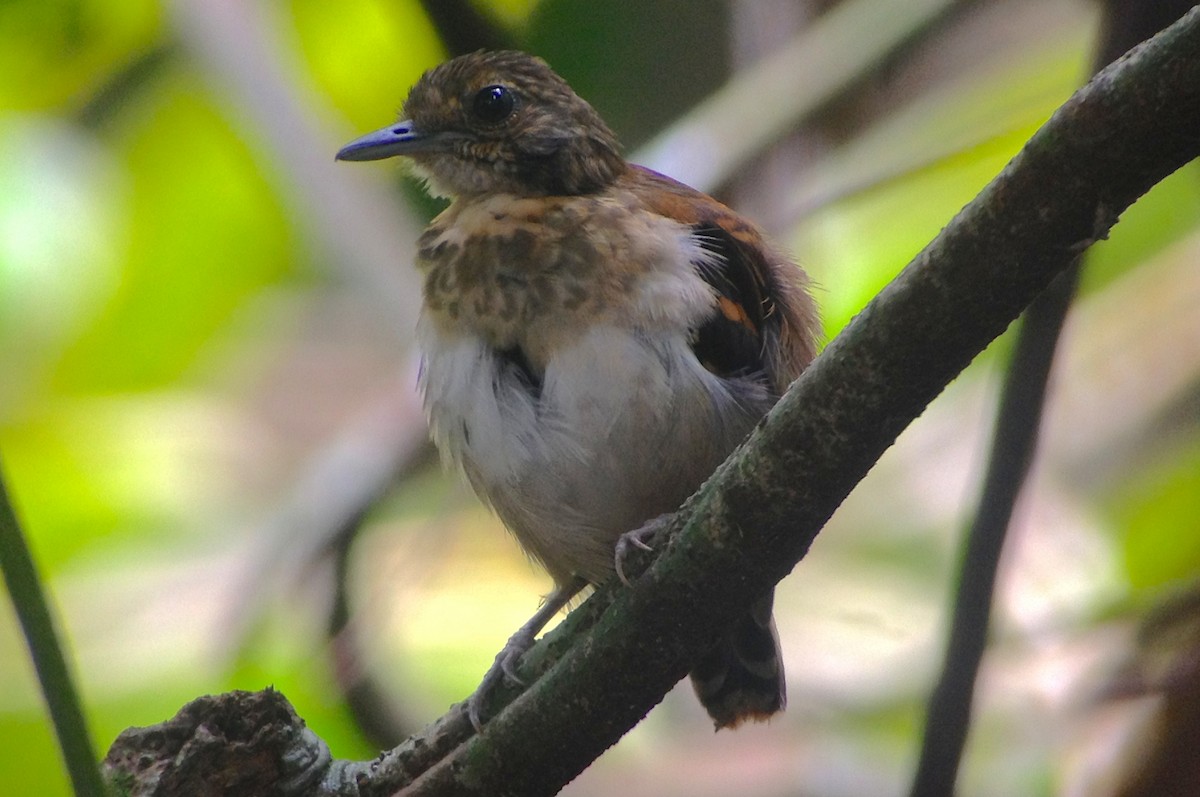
[465,579,584,733]
[615,513,671,586]
[467,625,536,733]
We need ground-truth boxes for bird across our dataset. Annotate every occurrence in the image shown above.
[336,50,820,732]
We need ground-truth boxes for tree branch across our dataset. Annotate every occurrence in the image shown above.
[909,261,1083,797]
[909,2,1200,793]
[103,8,1200,796]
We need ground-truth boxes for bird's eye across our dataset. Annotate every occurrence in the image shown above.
[472,85,515,125]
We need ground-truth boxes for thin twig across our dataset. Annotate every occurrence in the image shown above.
[908,263,1081,796]
[908,2,1200,794]
[0,461,106,797]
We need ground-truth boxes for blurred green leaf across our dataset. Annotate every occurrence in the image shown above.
[1113,438,1200,590]
[52,77,293,393]
[0,0,162,112]
[797,41,1092,337]
[0,118,125,411]
[0,709,71,797]
[1083,165,1200,293]
[288,0,444,129]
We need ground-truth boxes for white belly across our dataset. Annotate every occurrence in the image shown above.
[418,317,770,585]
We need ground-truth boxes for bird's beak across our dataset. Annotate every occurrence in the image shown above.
[335,120,432,161]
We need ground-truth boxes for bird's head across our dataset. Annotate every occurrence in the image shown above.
[336,51,626,198]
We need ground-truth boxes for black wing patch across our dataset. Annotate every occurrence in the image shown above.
[495,345,542,399]
[690,223,772,381]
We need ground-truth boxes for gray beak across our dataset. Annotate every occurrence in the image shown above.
[335,120,427,161]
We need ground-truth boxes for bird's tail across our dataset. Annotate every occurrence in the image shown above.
[689,589,787,729]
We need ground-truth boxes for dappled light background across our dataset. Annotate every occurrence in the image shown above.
[2,1,1199,795]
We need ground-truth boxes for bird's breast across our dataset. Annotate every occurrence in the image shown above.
[415,192,716,365]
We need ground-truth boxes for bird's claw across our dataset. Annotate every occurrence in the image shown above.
[467,627,535,732]
[615,515,669,586]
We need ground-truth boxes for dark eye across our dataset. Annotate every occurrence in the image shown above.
[472,85,515,125]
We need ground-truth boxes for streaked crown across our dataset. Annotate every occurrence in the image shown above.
[339,51,626,197]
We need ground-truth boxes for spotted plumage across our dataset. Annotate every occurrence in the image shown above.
[337,50,820,730]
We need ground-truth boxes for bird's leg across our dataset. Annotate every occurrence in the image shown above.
[614,513,672,586]
[468,576,586,732]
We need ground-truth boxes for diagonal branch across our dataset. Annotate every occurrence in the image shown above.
[103,8,1200,796]
[908,3,1200,794]
[384,10,1200,794]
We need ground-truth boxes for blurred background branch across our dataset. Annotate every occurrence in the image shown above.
[631,0,971,193]
[0,462,105,797]
[911,5,1200,795]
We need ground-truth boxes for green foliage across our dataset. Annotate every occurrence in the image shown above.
[0,0,162,112]
[1113,439,1200,590]
[56,79,294,392]
[288,0,445,129]
[1083,166,1200,291]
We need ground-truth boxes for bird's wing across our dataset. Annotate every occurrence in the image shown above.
[623,165,819,393]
